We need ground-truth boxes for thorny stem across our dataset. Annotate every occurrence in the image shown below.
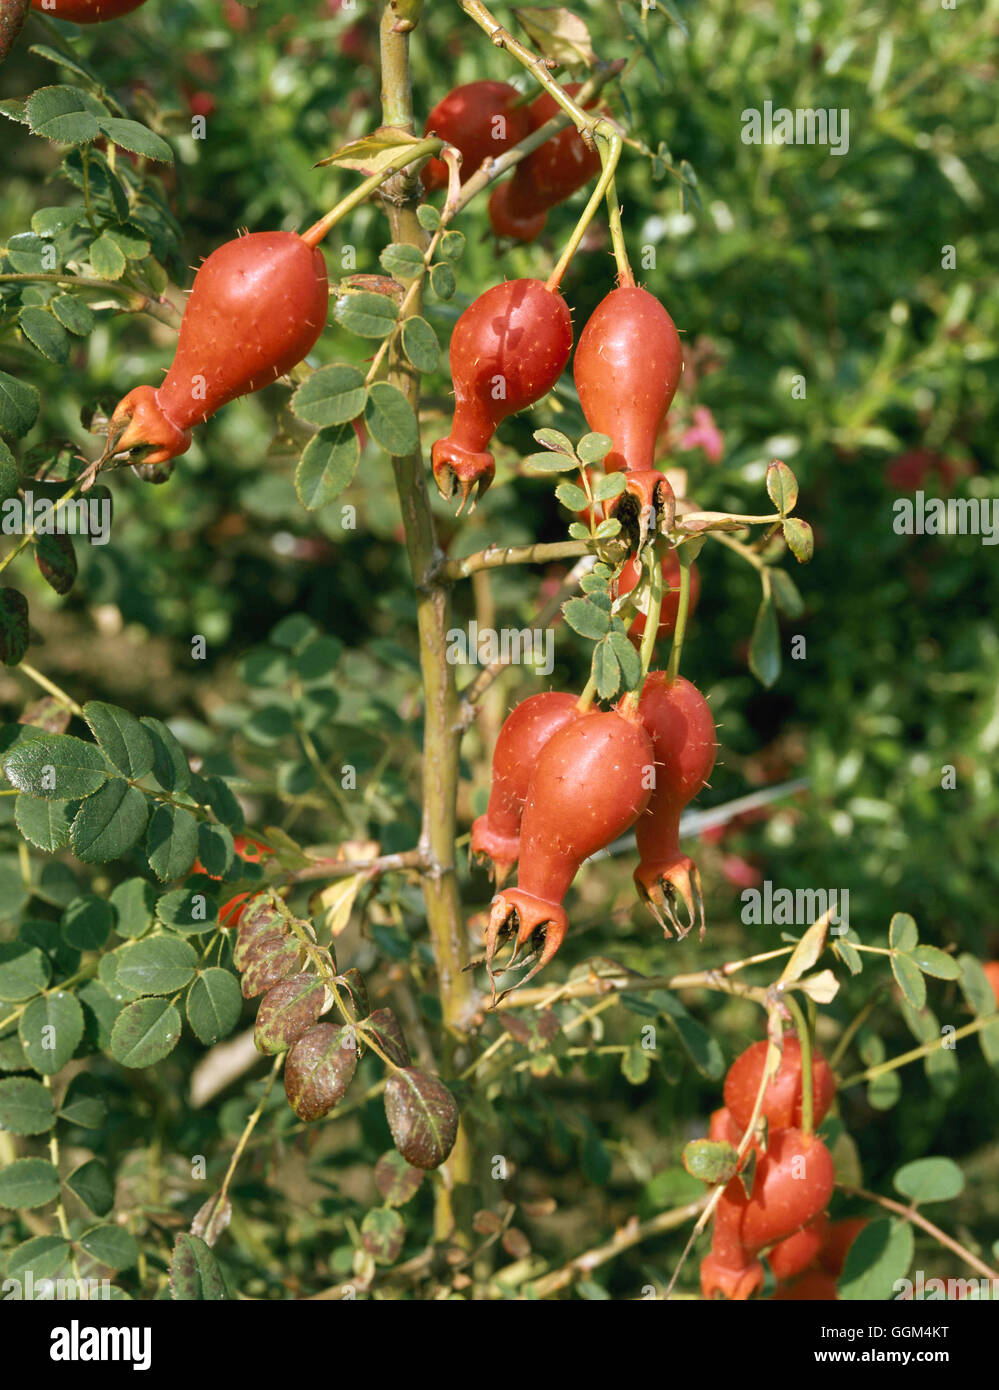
[499,963,769,1011]
[378,3,476,1247]
[528,1198,708,1299]
[440,536,608,581]
[290,846,428,883]
[0,274,179,326]
[458,0,595,141]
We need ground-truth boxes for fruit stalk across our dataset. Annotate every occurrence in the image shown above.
[545,123,622,292]
[301,137,443,249]
[666,542,697,682]
[784,994,815,1137]
[605,171,634,286]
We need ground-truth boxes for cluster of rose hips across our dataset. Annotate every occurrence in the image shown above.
[97,53,719,998]
[473,673,716,994]
[422,80,604,243]
[699,1033,866,1300]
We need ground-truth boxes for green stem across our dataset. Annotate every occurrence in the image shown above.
[665,544,693,682]
[783,995,813,1137]
[619,542,662,717]
[546,125,622,292]
[576,675,598,713]
[218,1055,283,1203]
[300,137,443,248]
[839,1015,996,1089]
[605,172,634,285]
[18,662,84,716]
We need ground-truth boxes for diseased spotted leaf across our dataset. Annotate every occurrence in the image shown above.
[283,1021,358,1120]
[383,1067,459,1170]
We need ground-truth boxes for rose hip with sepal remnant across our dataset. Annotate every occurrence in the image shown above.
[630,673,717,938]
[471,691,582,884]
[431,278,572,511]
[109,230,329,466]
[484,705,653,992]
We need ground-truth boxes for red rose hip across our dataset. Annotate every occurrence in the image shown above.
[109,230,329,467]
[471,691,581,885]
[724,1033,837,1133]
[432,278,572,511]
[485,706,653,992]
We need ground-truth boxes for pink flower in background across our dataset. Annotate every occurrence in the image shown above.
[679,406,724,463]
[885,449,965,493]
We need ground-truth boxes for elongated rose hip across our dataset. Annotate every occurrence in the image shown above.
[432,277,572,511]
[631,673,716,937]
[109,230,329,467]
[471,691,582,885]
[484,706,653,993]
[574,286,683,543]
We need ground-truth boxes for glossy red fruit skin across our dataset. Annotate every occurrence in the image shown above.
[707,1131,832,1299]
[632,673,717,937]
[616,549,701,647]
[521,89,603,204]
[983,960,999,1006]
[431,278,572,509]
[487,178,548,243]
[485,708,654,987]
[574,287,683,471]
[767,1211,830,1282]
[574,287,683,538]
[30,0,147,19]
[422,81,530,193]
[110,231,329,465]
[738,1129,836,1253]
[471,691,581,884]
[487,86,602,243]
[724,1033,837,1134]
[819,1217,867,1277]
